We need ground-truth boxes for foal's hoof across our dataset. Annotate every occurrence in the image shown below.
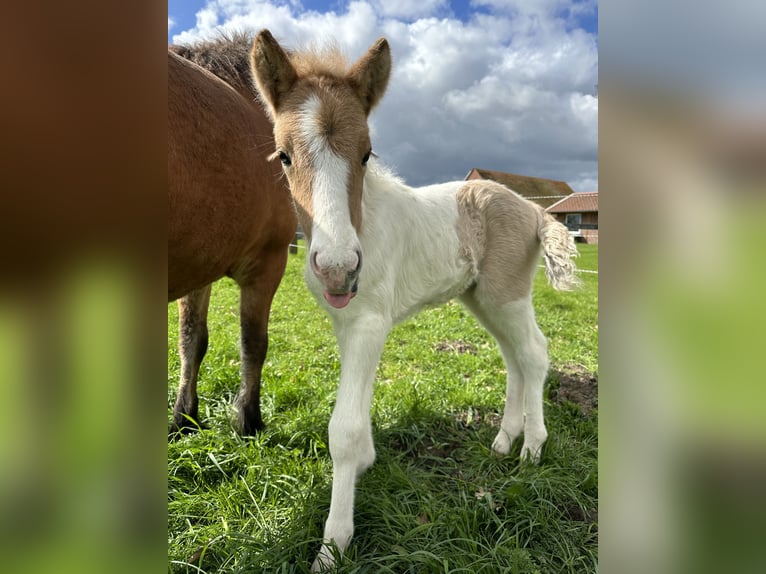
[520,444,543,465]
[311,547,337,573]
[491,429,514,456]
[519,429,547,464]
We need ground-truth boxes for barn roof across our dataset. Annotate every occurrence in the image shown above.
[546,192,599,213]
[465,168,574,208]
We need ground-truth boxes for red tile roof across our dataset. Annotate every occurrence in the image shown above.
[465,168,574,208]
[546,192,598,213]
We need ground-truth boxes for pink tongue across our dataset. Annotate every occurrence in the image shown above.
[324,291,353,309]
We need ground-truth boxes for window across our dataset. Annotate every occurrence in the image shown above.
[564,213,582,229]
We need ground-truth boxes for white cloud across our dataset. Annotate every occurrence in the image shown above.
[171,1,378,57]
[168,17,176,33]
[472,0,597,20]
[370,0,447,19]
[169,0,597,190]
[472,0,568,12]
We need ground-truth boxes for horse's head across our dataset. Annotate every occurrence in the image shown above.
[250,30,391,309]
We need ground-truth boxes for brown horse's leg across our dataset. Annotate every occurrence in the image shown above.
[236,249,288,435]
[170,284,212,435]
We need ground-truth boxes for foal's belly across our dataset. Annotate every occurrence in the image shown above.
[388,256,476,324]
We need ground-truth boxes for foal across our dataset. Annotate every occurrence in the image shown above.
[250,30,579,570]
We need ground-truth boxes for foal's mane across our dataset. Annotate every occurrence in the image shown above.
[170,31,257,100]
[288,43,350,80]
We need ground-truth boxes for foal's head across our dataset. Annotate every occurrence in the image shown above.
[250,30,391,309]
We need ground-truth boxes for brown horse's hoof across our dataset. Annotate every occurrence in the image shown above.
[239,416,266,437]
[168,416,205,440]
[237,399,266,436]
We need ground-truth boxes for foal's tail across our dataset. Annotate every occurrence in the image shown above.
[537,211,581,291]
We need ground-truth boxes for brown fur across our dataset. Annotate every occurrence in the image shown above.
[456,180,543,304]
[168,48,297,434]
[250,30,391,238]
[169,32,258,102]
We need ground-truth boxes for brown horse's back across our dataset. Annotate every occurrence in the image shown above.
[168,51,296,301]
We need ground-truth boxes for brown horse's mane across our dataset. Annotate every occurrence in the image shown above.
[170,31,257,100]
[171,31,353,100]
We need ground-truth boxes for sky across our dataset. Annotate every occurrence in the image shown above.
[168,0,598,191]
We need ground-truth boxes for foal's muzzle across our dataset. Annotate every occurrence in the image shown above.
[310,249,362,309]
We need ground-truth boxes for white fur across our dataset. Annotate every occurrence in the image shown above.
[310,159,557,571]
[323,165,475,321]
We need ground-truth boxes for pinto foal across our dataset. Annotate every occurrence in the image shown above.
[250,30,579,571]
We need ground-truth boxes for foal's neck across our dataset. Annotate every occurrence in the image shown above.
[363,160,410,198]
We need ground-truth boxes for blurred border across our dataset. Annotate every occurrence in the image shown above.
[0,2,167,573]
[2,2,765,573]
[601,1,766,573]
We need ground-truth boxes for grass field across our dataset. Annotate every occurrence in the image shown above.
[168,243,598,573]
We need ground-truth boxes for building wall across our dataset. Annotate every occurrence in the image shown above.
[581,229,598,244]
[551,212,599,244]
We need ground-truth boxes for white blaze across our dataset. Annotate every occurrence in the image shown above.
[299,95,361,279]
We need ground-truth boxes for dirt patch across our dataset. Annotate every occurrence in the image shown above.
[563,503,598,523]
[549,365,598,417]
[452,409,501,428]
[434,340,477,354]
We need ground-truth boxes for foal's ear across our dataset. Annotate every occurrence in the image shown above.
[347,37,391,115]
[250,29,298,118]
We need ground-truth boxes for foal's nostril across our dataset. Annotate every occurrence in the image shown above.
[310,248,362,282]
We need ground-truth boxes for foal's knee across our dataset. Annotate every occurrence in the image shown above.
[328,416,375,473]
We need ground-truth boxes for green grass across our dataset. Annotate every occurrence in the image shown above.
[168,243,598,573]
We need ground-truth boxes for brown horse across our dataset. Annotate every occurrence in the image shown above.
[168,35,297,435]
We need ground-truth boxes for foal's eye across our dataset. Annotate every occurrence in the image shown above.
[361,151,371,166]
[278,151,292,167]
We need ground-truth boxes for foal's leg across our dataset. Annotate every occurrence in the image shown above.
[460,293,549,462]
[171,284,212,434]
[312,314,390,572]
[236,250,288,435]
[460,292,524,453]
